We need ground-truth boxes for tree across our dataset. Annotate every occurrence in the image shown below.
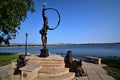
[0,0,35,45]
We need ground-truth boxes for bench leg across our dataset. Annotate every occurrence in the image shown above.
[21,70,38,80]
[95,59,101,64]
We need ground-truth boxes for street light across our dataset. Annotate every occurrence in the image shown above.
[25,33,28,56]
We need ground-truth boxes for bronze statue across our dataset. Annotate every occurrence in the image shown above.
[39,2,60,57]
[39,4,49,49]
[64,50,73,65]
[14,55,27,75]
[64,50,86,77]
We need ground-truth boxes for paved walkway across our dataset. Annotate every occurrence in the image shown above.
[75,62,115,80]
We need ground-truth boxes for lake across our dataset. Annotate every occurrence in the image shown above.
[0,44,120,58]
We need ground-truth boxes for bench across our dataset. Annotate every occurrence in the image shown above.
[20,62,42,80]
[85,56,101,64]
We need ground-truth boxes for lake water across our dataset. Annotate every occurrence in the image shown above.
[0,44,120,58]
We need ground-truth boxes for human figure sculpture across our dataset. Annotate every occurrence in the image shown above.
[39,3,60,57]
[39,4,49,49]
[64,50,73,65]
[64,50,86,76]
[14,55,27,75]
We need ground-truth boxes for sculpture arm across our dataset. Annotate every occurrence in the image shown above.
[42,5,49,30]
[42,6,46,21]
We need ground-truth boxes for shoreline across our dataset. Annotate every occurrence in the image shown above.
[0,43,120,48]
[0,52,120,60]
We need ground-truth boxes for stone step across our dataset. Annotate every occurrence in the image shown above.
[42,64,65,69]
[38,68,69,77]
[35,73,75,80]
[39,61,65,65]
[27,61,65,69]
[26,54,65,64]
[29,60,65,64]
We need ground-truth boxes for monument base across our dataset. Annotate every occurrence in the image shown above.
[40,49,49,57]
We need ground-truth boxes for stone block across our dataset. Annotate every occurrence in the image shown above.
[20,62,42,80]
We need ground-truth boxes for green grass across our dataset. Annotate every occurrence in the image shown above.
[102,59,120,80]
[0,53,19,67]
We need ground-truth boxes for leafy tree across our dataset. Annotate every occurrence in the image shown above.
[0,0,35,45]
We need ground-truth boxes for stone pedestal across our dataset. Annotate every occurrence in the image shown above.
[40,49,49,57]
[11,55,75,80]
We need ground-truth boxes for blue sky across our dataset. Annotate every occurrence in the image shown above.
[11,0,120,44]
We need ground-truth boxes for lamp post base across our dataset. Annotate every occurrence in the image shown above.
[40,49,49,57]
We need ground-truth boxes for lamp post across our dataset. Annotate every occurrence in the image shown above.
[25,33,28,56]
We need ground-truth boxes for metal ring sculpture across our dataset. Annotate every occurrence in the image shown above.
[44,8,61,30]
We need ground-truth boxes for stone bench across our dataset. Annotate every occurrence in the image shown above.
[20,62,42,80]
[85,56,101,64]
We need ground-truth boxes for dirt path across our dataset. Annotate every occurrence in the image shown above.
[0,64,12,80]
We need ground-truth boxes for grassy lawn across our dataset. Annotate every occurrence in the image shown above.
[0,53,19,67]
[102,59,120,80]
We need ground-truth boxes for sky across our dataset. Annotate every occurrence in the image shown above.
[11,0,120,44]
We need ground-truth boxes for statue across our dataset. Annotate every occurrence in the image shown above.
[39,2,60,57]
[64,50,73,65]
[39,3,49,49]
[14,55,27,75]
[64,50,86,77]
